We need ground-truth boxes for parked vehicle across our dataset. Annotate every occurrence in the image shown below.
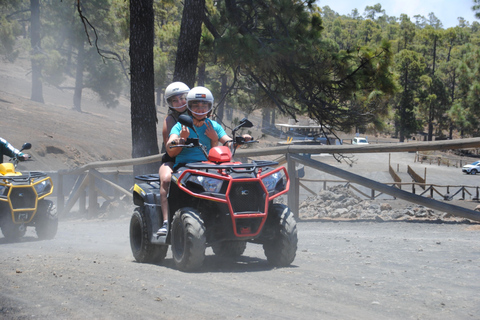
[130,115,298,271]
[462,161,480,175]
[0,143,57,241]
[352,137,369,145]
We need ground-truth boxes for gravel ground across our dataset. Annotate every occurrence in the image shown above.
[1,216,480,320]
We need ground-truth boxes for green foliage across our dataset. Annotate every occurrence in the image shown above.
[0,16,21,61]
[206,0,396,136]
[2,0,480,140]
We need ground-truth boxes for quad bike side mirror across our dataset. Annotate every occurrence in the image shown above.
[178,114,199,136]
[233,118,253,133]
[21,142,32,151]
[238,118,253,128]
[178,114,194,129]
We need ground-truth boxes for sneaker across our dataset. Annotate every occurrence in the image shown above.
[157,221,168,236]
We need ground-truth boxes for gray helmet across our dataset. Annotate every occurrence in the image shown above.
[164,82,190,109]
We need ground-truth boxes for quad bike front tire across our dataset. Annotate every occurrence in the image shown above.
[263,203,298,267]
[130,207,168,264]
[1,216,26,241]
[35,200,58,240]
[171,207,206,271]
[212,241,247,257]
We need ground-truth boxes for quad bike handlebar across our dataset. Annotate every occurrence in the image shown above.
[170,115,257,159]
[9,142,32,168]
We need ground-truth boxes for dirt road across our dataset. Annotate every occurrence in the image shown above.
[1,215,479,319]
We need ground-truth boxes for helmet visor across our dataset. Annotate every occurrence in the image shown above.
[188,101,212,116]
[168,93,187,110]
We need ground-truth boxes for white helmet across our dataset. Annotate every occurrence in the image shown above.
[187,86,214,117]
[164,82,190,109]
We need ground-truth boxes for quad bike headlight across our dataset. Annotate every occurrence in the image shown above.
[34,179,52,196]
[186,175,224,193]
[261,171,286,194]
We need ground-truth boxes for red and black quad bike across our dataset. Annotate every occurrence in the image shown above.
[0,143,57,241]
[130,115,298,271]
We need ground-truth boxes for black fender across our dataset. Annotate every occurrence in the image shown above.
[133,182,162,242]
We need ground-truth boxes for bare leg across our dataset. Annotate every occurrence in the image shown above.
[158,162,173,234]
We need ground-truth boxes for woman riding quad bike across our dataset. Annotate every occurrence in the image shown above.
[130,90,298,271]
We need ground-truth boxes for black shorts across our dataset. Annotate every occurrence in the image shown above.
[161,152,175,164]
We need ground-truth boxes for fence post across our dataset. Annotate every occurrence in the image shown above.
[88,171,97,218]
[80,189,86,213]
[287,153,299,219]
[57,173,64,212]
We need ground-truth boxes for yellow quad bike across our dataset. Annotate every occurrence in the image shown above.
[0,142,57,241]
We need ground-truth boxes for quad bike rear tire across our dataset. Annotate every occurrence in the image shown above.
[130,207,168,264]
[35,200,58,240]
[263,203,298,267]
[212,241,247,257]
[171,207,206,271]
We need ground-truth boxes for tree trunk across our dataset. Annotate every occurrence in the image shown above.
[262,107,270,128]
[215,74,227,124]
[130,0,159,176]
[73,39,85,112]
[432,34,437,75]
[428,120,433,141]
[197,62,206,86]
[172,0,205,88]
[30,0,44,103]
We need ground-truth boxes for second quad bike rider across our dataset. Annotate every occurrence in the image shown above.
[157,81,190,236]
[0,137,30,163]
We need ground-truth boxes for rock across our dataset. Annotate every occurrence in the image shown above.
[297,184,474,223]
[380,203,392,211]
[332,208,349,218]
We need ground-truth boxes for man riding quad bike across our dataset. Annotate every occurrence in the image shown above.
[0,142,57,241]
[130,113,298,271]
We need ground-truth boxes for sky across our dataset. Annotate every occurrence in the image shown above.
[316,0,478,29]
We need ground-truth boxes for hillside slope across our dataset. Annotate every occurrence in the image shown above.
[0,56,154,172]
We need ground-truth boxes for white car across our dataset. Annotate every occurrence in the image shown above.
[352,137,369,145]
[462,161,480,175]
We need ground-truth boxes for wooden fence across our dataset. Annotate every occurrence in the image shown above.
[55,138,480,222]
[297,178,479,202]
[415,151,478,168]
[57,154,162,218]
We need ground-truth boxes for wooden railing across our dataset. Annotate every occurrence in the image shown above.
[56,138,480,222]
[415,151,479,168]
[297,178,479,202]
[57,154,162,217]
